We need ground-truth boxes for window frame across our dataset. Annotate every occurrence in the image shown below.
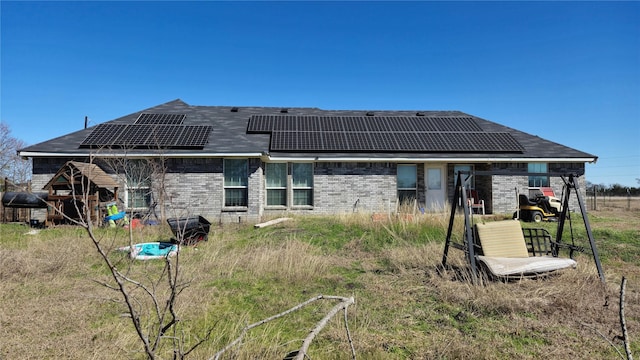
[397,164,417,204]
[124,159,153,210]
[223,158,249,208]
[265,162,288,207]
[528,163,549,187]
[291,162,314,208]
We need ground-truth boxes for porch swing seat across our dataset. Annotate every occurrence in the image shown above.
[475,220,576,278]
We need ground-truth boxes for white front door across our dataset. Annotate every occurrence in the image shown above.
[425,164,446,211]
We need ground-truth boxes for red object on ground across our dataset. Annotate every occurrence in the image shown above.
[130,218,143,229]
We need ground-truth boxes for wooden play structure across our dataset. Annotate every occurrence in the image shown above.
[442,171,605,283]
[43,161,120,226]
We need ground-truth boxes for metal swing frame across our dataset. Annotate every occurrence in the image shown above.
[441,170,605,283]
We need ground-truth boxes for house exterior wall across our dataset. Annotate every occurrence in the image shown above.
[29,157,588,224]
[492,175,529,214]
[310,162,398,215]
[162,158,262,224]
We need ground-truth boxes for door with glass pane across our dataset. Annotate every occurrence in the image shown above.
[425,164,446,211]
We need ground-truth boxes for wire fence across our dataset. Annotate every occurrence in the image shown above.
[585,191,640,211]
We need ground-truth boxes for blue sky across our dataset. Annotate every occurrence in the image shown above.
[1,1,639,187]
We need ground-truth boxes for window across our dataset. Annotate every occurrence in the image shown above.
[397,164,417,203]
[266,163,287,206]
[292,163,313,206]
[454,164,474,188]
[224,159,248,207]
[528,163,549,187]
[128,188,151,209]
[125,159,152,209]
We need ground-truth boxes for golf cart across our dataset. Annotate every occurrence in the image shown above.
[516,187,562,222]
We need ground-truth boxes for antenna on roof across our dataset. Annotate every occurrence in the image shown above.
[84,116,88,129]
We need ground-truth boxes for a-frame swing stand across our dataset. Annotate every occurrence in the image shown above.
[441,171,605,283]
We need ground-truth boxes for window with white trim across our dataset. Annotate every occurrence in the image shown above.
[266,162,287,206]
[397,164,417,203]
[125,159,152,210]
[224,159,248,207]
[292,163,313,206]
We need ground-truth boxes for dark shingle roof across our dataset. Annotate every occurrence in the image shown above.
[19,99,597,161]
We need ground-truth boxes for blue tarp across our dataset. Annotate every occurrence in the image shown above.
[135,242,177,256]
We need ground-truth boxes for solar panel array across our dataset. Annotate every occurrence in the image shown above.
[270,131,523,152]
[248,115,523,153]
[248,115,483,133]
[80,123,211,149]
[135,113,186,125]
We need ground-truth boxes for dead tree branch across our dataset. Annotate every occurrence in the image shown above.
[343,301,356,359]
[295,296,355,360]
[620,277,633,360]
[211,295,356,360]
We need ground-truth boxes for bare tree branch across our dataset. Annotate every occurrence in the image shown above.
[343,302,356,359]
[212,295,356,360]
[295,296,355,360]
[620,277,633,360]
[0,123,31,183]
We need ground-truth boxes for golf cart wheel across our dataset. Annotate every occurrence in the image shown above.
[531,211,544,223]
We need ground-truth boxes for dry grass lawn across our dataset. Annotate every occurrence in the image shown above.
[0,205,638,359]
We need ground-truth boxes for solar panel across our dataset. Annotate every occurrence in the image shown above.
[368,132,397,150]
[270,131,295,151]
[175,126,212,148]
[323,131,348,149]
[422,132,449,151]
[345,132,372,151]
[268,130,523,153]
[419,117,482,132]
[117,124,152,146]
[343,117,370,132]
[246,115,275,133]
[80,124,128,147]
[323,117,345,131]
[80,124,211,149]
[367,117,394,132]
[438,132,524,152]
[394,132,424,150]
[298,116,322,132]
[149,125,182,146]
[135,113,186,125]
[248,115,483,134]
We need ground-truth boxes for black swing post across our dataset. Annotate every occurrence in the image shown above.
[442,171,478,282]
[556,174,605,282]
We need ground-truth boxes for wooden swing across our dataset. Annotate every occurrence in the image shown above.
[441,171,605,282]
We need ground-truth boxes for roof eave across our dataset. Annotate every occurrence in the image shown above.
[19,151,597,164]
